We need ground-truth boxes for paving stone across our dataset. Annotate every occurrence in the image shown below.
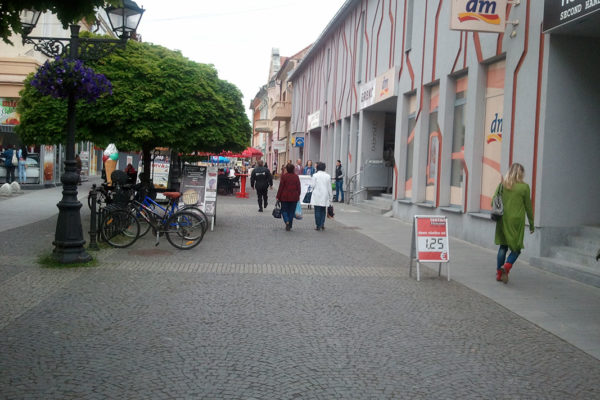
[0,193,598,398]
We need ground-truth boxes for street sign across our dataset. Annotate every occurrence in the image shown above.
[409,215,451,281]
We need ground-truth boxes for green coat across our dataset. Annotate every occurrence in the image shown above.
[493,182,534,252]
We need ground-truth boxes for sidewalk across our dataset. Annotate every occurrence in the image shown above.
[0,178,99,233]
[333,202,600,360]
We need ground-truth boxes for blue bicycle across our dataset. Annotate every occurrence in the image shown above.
[131,189,209,238]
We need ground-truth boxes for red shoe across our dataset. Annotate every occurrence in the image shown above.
[504,262,513,274]
[496,269,502,281]
[500,262,512,284]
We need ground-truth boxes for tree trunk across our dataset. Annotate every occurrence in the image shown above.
[141,144,152,184]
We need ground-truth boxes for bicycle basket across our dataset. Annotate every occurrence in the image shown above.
[182,190,199,205]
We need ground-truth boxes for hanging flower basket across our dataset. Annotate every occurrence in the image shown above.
[31,57,112,103]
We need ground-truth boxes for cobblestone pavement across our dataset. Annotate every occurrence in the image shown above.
[1,191,599,399]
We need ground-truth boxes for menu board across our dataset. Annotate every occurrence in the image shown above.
[181,164,218,217]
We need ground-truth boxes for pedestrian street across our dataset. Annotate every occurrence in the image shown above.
[0,187,599,399]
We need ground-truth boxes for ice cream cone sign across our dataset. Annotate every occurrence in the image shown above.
[103,144,118,184]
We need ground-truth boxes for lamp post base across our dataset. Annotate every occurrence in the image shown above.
[52,160,93,264]
[52,246,93,264]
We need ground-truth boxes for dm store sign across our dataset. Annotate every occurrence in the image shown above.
[450,0,507,33]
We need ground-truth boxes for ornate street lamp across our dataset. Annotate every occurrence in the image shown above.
[20,1,144,264]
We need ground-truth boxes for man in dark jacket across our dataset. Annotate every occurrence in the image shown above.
[3,145,16,183]
[250,159,273,212]
[335,160,344,203]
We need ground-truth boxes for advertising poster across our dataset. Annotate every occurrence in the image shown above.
[204,166,218,216]
[299,175,313,205]
[480,60,505,210]
[43,145,55,183]
[151,149,170,189]
[80,151,89,176]
[415,216,450,263]
[0,98,19,125]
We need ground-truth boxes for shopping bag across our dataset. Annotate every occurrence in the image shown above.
[303,190,312,204]
[294,201,303,219]
[272,201,282,219]
[491,184,503,221]
[327,204,335,219]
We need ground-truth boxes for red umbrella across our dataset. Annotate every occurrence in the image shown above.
[241,147,263,158]
[218,150,245,158]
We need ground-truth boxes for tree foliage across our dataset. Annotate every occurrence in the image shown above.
[17,39,251,159]
[1,0,115,44]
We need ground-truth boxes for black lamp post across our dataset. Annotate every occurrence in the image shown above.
[20,1,144,264]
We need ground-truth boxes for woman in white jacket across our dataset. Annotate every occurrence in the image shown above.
[310,162,333,231]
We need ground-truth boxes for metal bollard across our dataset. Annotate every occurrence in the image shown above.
[88,184,99,250]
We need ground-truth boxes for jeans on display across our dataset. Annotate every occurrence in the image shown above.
[281,201,297,226]
[18,161,26,183]
[314,206,326,229]
[497,245,520,269]
[335,180,344,202]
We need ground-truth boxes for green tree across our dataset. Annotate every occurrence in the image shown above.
[16,39,251,181]
[1,0,116,44]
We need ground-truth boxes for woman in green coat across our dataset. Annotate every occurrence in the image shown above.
[493,163,534,283]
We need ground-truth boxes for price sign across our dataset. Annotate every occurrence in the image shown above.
[415,216,449,262]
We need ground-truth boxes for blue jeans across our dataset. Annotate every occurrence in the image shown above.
[497,245,520,270]
[314,206,326,229]
[281,201,297,225]
[18,160,26,183]
[335,180,344,202]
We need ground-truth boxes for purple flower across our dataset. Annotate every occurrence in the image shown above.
[31,57,112,103]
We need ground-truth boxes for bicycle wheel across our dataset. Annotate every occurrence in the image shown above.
[100,209,140,248]
[182,205,209,233]
[165,211,204,249]
[131,206,152,238]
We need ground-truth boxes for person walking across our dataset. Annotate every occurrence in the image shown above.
[493,163,534,283]
[276,163,301,231]
[17,145,28,184]
[250,160,273,212]
[3,145,16,183]
[310,162,333,231]
[75,153,83,185]
[335,160,344,203]
[294,159,303,175]
[303,160,315,176]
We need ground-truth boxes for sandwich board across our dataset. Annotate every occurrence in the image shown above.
[409,215,451,281]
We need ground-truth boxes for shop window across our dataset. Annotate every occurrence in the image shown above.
[425,85,440,204]
[480,60,505,211]
[404,94,417,198]
[450,76,467,207]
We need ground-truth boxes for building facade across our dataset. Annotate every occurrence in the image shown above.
[0,11,117,185]
[250,47,310,173]
[288,0,600,268]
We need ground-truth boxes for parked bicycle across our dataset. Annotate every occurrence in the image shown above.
[100,192,205,249]
[130,188,209,238]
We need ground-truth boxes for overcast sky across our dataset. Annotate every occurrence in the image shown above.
[136,0,346,120]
